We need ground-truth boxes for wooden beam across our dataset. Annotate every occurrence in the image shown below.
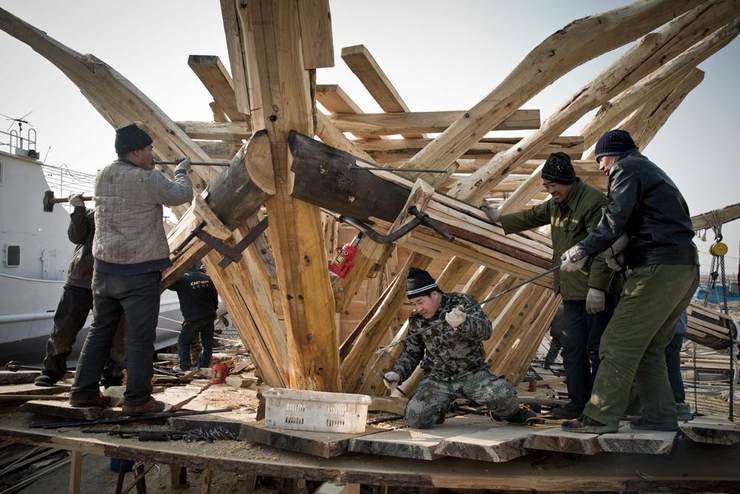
[400,0,702,173]
[176,120,250,141]
[362,136,584,163]
[219,0,251,115]
[452,2,740,206]
[580,20,739,154]
[316,84,363,113]
[297,0,334,69]
[188,54,248,121]
[329,109,540,135]
[240,0,340,390]
[692,201,740,231]
[340,44,410,116]
[617,68,705,152]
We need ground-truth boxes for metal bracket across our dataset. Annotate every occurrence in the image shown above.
[338,206,454,244]
[195,218,269,268]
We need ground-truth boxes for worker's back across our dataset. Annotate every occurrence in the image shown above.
[169,270,219,323]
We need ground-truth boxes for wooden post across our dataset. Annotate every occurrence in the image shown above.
[169,465,188,489]
[239,0,340,390]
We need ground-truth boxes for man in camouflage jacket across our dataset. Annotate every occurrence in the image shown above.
[384,268,528,429]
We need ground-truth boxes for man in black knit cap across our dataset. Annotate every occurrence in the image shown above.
[481,152,622,419]
[560,129,699,433]
[70,123,193,414]
[383,267,533,429]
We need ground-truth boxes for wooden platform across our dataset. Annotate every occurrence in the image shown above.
[1,411,740,492]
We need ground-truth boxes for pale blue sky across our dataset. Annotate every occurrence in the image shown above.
[1,1,738,274]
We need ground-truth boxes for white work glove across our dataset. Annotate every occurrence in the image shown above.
[480,203,501,222]
[445,305,467,329]
[68,193,85,208]
[174,157,191,176]
[383,371,400,389]
[560,244,589,272]
[585,288,606,314]
[606,253,625,272]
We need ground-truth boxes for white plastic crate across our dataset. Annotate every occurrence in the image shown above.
[263,387,372,433]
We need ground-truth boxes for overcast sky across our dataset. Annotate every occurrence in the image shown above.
[1,0,738,275]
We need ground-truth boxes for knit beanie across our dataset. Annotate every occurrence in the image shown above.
[115,123,153,155]
[406,267,438,299]
[541,152,576,184]
[594,129,637,162]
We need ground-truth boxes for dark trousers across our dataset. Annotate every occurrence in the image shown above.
[41,284,123,385]
[665,333,685,403]
[561,291,619,411]
[178,318,214,369]
[71,271,160,406]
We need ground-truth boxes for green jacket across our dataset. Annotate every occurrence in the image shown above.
[500,179,621,300]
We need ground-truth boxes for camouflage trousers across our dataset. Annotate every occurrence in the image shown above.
[405,368,519,429]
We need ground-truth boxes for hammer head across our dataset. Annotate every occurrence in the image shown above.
[43,190,55,212]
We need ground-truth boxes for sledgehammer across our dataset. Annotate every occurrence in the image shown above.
[42,190,93,213]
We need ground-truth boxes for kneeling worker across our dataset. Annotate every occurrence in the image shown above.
[383,268,532,429]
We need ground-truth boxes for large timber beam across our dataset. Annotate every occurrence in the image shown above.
[237,0,341,391]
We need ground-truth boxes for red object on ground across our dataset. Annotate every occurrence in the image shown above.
[328,234,362,278]
[211,363,229,384]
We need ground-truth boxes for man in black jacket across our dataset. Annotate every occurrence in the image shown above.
[168,266,219,371]
[35,195,124,387]
[559,130,699,433]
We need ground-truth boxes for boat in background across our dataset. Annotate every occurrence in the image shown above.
[0,121,183,365]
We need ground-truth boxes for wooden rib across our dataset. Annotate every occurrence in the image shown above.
[219,0,251,115]
[188,54,248,122]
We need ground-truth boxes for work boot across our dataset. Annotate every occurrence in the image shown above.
[561,415,618,434]
[504,406,537,424]
[549,404,581,420]
[629,417,679,432]
[676,402,693,421]
[34,374,59,387]
[122,398,167,416]
[69,395,112,408]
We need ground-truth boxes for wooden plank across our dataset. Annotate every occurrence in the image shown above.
[0,383,69,396]
[330,110,540,135]
[241,0,340,390]
[0,370,40,385]
[187,55,247,122]
[297,0,334,69]
[20,400,118,421]
[434,424,531,463]
[348,415,494,460]
[597,424,676,455]
[680,416,740,446]
[239,420,379,458]
[523,427,602,455]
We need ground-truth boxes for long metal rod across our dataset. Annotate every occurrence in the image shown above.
[154,160,230,167]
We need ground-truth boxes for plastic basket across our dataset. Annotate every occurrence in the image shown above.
[263,387,372,433]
